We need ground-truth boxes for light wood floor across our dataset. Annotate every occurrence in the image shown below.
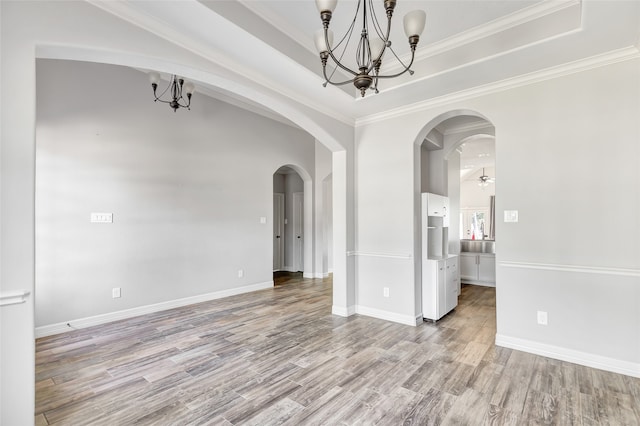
[36,275,640,425]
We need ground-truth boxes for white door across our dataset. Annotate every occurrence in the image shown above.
[293,192,304,272]
[273,193,285,271]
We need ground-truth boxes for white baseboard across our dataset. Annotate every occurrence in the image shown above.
[461,280,496,287]
[304,272,330,279]
[35,281,274,338]
[496,334,640,378]
[355,305,421,327]
[332,305,356,317]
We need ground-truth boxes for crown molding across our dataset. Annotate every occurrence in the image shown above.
[86,0,355,127]
[386,0,581,74]
[356,46,640,127]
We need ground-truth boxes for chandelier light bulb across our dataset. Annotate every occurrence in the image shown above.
[183,82,195,95]
[315,0,337,13]
[403,10,426,38]
[148,71,161,85]
[369,37,385,60]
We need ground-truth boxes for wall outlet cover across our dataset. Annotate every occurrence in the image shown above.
[537,310,548,325]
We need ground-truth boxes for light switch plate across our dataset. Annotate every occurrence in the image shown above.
[259,217,267,224]
[91,212,113,223]
[504,210,519,223]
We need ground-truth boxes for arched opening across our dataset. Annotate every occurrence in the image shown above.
[272,165,313,284]
[34,45,353,315]
[413,111,497,322]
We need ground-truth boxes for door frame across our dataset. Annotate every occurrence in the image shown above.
[273,193,285,271]
[293,191,304,272]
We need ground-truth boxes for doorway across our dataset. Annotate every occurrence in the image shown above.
[273,166,306,278]
[416,111,497,319]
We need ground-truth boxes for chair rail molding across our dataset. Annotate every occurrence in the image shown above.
[0,290,31,307]
[500,261,640,277]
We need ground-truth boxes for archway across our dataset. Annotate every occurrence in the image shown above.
[272,165,313,281]
[412,110,496,321]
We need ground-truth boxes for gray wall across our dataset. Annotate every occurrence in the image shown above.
[35,59,316,327]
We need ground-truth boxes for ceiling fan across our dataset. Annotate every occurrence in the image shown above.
[478,168,495,187]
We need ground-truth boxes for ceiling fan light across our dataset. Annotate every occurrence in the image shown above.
[314,29,333,53]
[315,0,337,13]
[403,10,426,38]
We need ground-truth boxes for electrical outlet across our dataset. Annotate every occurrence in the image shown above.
[112,287,121,298]
[238,269,244,278]
[537,310,548,325]
[383,287,390,298]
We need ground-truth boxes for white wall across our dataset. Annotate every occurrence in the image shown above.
[355,58,640,375]
[34,59,316,327]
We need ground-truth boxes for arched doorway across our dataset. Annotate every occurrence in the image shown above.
[414,111,497,321]
[273,165,310,282]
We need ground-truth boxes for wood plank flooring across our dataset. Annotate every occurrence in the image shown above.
[35,276,640,425]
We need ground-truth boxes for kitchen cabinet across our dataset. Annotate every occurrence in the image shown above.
[426,193,450,226]
[422,255,459,321]
[460,253,496,286]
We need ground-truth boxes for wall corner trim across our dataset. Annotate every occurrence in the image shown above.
[332,305,356,317]
[35,281,274,338]
[495,334,640,378]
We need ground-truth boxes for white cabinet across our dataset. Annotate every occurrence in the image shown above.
[478,254,496,282]
[422,255,459,321]
[460,253,496,286]
[426,193,450,226]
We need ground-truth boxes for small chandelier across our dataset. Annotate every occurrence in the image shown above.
[148,72,195,112]
[314,0,426,97]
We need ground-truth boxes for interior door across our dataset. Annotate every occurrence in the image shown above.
[273,193,285,271]
[293,192,304,272]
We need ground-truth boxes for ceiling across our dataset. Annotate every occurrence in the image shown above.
[91,0,640,123]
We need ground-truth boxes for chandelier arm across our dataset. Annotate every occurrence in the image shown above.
[154,81,172,102]
[325,28,359,77]
[321,61,357,86]
[374,47,417,79]
[364,12,393,74]
[322,73,358,87]
[154,98,174,105]
[369,0,388,41]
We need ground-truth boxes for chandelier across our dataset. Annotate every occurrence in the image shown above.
[148,72,195,112]
[314,0,426,97]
